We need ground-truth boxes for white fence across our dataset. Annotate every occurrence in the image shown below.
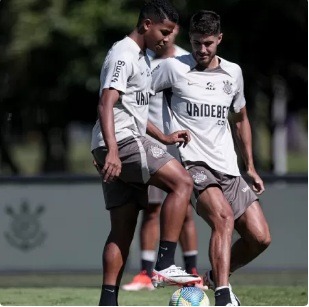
[0,175,307,271]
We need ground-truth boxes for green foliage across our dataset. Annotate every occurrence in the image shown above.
[5,0,138,91]
[0,0,307,174]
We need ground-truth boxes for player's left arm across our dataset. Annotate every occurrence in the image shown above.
[231,106,265,194]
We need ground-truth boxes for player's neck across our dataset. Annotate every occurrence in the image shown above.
[128,29,147,53]
[195,55,219,71]
[157,45,176,59]
[208,56,219,69]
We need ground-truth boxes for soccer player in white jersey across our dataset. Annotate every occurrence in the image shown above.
[122,25,204,292]
[91,1,201,305]
[151,10,271,306]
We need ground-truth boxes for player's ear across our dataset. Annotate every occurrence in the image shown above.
[137,18,152,34]
[217,33,223,45]
[142,18,152,31]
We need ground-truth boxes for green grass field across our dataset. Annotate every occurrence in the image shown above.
[0,271,307,306]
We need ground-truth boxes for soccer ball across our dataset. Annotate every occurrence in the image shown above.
[169,286,210,306]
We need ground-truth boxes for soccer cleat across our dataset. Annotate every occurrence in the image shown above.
[121,271,155,291]
[215,287,240,306]
[191,267,208,290]
[204,270,240,305]
[151,265,201,288]
[230,291,241,306]
[203,270,215,290]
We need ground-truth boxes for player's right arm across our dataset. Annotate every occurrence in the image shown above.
[146,120,191,147]
[97,88,122,183]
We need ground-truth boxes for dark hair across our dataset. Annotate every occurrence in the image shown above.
[137,0,179,27]
[189,10,221,36]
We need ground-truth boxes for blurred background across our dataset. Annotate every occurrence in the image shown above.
[0,0,307,294]
[0,0,307,175]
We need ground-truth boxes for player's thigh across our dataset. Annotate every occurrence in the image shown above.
[234,200,271,242]
[197,186,234,228]
[148,158,192,192]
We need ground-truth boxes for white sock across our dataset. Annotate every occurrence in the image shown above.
[141,250,156,262]
[183,250,198,256]
[215,286,230,292]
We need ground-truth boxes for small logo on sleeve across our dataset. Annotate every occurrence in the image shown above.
[111,60,125,82]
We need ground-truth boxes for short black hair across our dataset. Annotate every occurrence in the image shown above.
[189,10,221,36]
[137,0,179,27]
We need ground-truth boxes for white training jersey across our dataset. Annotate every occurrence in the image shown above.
[91,36,152,151]
[146,46,189,159]
[151,54,246,176]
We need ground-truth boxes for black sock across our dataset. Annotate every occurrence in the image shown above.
[141,259,154,277]
[154,241,177,271]
[183,254,197,273]
[99,285,119,306]
[215,287,232,306]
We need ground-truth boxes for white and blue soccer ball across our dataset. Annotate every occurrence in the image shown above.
[169,286,210,306]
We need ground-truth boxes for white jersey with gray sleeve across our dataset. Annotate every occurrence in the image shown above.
[151,53,246,176]
[91,36,151,151]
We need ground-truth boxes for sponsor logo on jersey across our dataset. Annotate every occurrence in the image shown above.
[206,82,215,90]
[187,103,229,119]
[136,92,150,105]
[187,81,199,86]
[223,80,233,95]
[141,68,150,77]
[192,171,207,184]
[150,145,165,158]
[151,64,161,74]
[111,60,125,82]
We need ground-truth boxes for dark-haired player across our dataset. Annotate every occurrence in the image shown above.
[151,10,271,306]
[91,1,201,305]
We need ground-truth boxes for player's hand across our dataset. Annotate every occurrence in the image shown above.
[247,169,265,195]
[93,151,121,183]
[164,130,191,148]
[102,151,122,183]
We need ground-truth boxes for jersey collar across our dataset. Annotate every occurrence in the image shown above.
[124,36,145,59]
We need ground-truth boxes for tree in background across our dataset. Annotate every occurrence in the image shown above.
[0,0,137,173]
[0,0,307,174]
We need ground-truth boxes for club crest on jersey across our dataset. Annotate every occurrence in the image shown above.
[192,171,207,184]
[150,145,165,158]
[223,80,233,95]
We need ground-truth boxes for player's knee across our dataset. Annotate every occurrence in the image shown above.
[254,231,271,252]
[259,232,271,250]
[176,172,193,195]
[214,211,234,233]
